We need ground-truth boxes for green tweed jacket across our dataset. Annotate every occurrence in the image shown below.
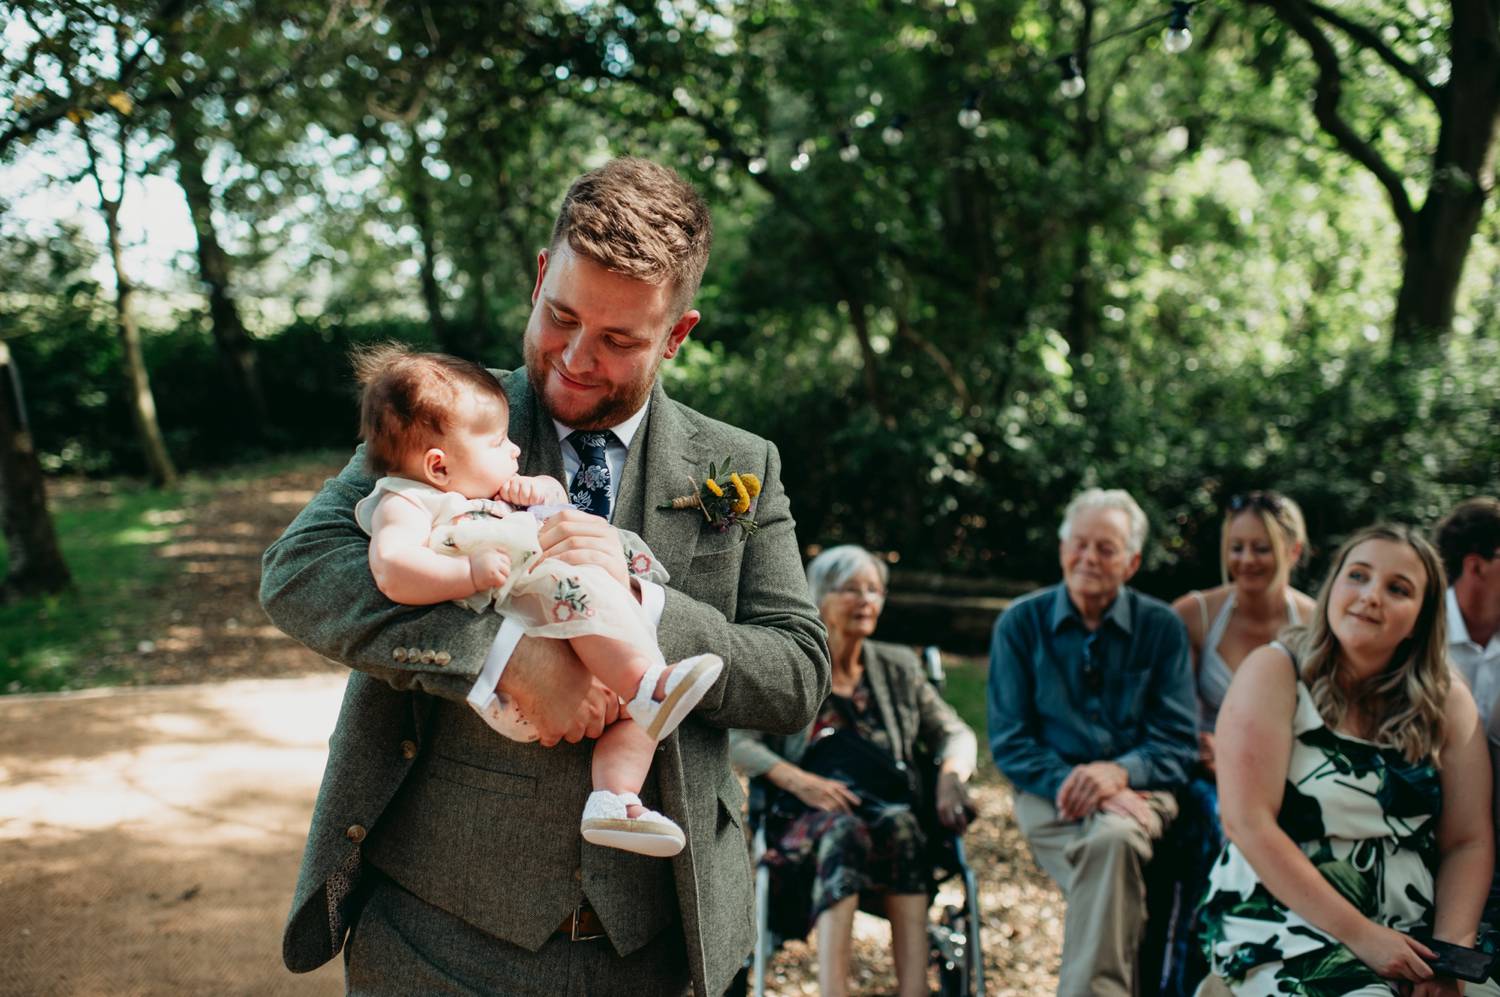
[260,370,830,996]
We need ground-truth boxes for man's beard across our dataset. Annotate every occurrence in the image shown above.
[523,337,657,430]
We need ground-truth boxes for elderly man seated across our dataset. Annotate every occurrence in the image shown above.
[987,487,1197,997]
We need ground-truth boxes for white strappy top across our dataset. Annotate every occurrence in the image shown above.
[1195,591,1302,732]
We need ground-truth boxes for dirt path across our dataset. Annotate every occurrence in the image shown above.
[5,457,1063,995]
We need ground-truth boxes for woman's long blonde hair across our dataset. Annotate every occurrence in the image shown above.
[1284,524,1450,764]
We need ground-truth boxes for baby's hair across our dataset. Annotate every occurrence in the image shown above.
[351,343,509,475]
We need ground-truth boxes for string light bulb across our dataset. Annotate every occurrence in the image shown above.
[838,131,861,162]
[957,93,981,130]
[790,141,812,172]
[1057,55,1086,99]
[747,155,768,174]
[881,114,907,146]
[1164,2,1193,53]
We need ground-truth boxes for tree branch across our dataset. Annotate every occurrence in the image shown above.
[1303,0,1442,104]
[1256,0,1417,237]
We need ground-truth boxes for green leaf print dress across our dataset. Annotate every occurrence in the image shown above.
[1197,668,1441,996]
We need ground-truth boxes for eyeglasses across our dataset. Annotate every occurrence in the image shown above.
[832,585,886,601]
[1229,491,1284,515]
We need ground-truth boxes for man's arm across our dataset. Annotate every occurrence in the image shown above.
[986,608,1075,800]
[654,440,829,736]
[1111,610,1198,790]
[260,449,505,701]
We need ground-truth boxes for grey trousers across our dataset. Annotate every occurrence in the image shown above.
[345,872,691,997]
[1014,790,1178,997]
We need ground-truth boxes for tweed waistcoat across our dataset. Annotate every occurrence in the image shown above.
[364,698,676,954]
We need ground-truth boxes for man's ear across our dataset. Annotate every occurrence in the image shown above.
[531,249,549,306]
[661,309,700,359]
[1121,551,1143,584]
[421,448,450,488]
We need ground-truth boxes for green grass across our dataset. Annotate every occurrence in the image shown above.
[0,482,185,692]
[938,652,990,740]
[0,451,344,694]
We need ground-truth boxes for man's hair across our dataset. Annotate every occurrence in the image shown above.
[549,157,713,318]
[1058,488,1149,556]
[351,343,508,475]
[1432,496,1500,583]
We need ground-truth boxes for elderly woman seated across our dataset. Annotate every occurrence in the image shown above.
[729,544,978,997]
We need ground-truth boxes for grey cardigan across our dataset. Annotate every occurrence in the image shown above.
[730,639,977,782]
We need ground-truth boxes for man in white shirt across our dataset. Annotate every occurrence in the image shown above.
[1434,497,1500,725]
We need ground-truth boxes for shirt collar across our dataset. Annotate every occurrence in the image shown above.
[1049,583,1133,635]
[1447,586,1477,648]
[551,398,651,449]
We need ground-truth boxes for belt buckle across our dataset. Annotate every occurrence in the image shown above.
[570,902,604,942]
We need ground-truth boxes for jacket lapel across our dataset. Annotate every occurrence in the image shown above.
[863,644,908,765]
[502,369,566,483]
[623,380,708,581]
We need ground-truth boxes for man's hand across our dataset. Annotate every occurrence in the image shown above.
[497,474,570,508]
[467,550,510,593]
[1409,979,1463,997]
[1055,761,1129,820]
[538,509,629,588]
[499,636,620,746]
[1098,788,1162,836]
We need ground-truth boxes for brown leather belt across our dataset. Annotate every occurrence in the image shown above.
[556,902,606,942]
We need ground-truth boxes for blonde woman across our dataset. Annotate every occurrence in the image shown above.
[1199,525,1493,995]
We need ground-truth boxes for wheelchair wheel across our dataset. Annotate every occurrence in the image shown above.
[931,904,973,997]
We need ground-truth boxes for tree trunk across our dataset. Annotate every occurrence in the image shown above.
[0,342,72,599]
[1392,0,1500,342]
[846,295,891,425]
[407,158,452,352]
[102,198,179,488]
[166,100,271,439]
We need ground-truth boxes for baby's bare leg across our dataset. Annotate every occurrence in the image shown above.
[569,633,665,701]
[592,718,656,818]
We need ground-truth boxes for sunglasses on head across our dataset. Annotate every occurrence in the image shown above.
[1229,492,1284,515]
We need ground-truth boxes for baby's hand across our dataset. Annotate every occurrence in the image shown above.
[468,550,511,592]
[497,474,570,508]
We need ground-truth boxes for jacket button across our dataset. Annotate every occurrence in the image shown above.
[573,868,582,882]
[345,824,367,843]
[434,651,452,666]
[420,649,437,664]
[400,740,417,760]
[392,647,407,662]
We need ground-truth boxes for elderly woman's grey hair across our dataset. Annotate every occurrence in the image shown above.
[806,544,889,605]
[1057,488,1150,556]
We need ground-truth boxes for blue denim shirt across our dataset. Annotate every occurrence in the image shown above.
[986,583,1197,802]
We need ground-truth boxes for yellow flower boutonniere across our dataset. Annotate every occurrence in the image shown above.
[662,457,762,537]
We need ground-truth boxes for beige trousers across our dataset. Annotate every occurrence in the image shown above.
[1014,790,1178,997]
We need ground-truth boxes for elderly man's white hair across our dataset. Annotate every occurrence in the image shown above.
[1057,488,1149,556]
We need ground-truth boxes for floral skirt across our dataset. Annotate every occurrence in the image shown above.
[762,803,927,939]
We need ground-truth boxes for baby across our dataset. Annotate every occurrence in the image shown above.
[351,344,722,857]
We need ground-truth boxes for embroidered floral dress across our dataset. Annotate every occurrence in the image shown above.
[355,477,669,639]
[762,677,928,938]
[1197,679,1441,996]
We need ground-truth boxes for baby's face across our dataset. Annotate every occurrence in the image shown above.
[441,393,520,500]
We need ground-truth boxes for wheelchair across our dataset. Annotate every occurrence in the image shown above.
[728,647,986,997]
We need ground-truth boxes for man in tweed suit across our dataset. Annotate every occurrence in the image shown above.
[261,158,830,996]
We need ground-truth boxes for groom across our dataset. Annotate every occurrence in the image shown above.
[261,157,830,996]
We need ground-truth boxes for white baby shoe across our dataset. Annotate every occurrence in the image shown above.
[580,790,685,857]
[628,653,724,741]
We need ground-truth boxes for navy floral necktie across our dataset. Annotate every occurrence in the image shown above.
[566,430,615,519]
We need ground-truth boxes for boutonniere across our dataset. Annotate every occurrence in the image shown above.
[661,458,762,537]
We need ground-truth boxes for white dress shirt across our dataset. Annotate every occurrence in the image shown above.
[466,401,666,730]
[1447,586,1500,727]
